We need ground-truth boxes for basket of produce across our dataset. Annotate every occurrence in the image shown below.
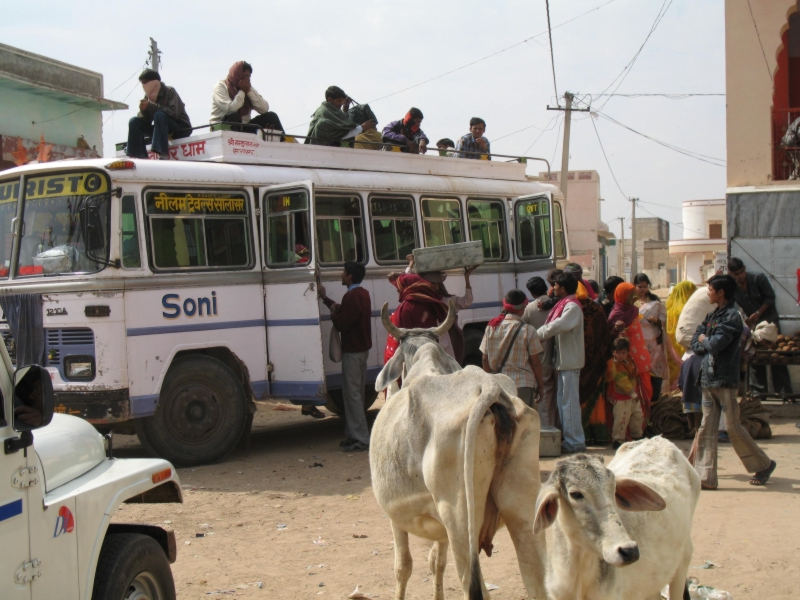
[752,331,800,365]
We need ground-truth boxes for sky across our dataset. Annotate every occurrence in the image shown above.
[1,0,726,240]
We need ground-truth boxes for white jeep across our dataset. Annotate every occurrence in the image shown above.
[0,341,182,600]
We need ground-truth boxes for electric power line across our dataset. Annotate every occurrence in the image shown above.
[593,109,726,167]
[550,113,563,166]
[594,0,674,112]
[493,115,560,143]
[545,0,559,104]
[523,115,561,154]
[285,0,620,131]
[590,93,725,99]
[746,0,772,82]
[590,115,628,199]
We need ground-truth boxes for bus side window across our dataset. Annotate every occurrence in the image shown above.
[553,201,567,259]
[315,195,365,264]
[145,189,252,270]
[369,196,417,263]
[421,198,462,247]
[264,190,311,266]
[515,198,552,260]
[467,199,507,260]
[121,195,141,268]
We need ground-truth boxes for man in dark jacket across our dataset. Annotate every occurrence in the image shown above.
[691,274,776,489]
[729,257,793,396]
[382,108,429,153]
[127,69,192,160]
[318,261,372,452]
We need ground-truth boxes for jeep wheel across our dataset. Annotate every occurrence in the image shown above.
[91,533,175,600]
[135,355,247,467]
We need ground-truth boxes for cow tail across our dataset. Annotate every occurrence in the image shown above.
[463,382,515,600]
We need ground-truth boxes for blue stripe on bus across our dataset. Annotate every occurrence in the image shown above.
[0,499,23,523]
[130,379,271,417]
[471,301,503,309]
[265,318,320,326]
[127,319,266,337]
[270,380,325,399]
[325,367,382,390]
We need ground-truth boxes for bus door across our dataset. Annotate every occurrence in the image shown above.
[260,182,326,404]
[512,194,561,286]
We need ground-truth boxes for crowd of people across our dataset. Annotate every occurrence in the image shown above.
[126,63,492,160]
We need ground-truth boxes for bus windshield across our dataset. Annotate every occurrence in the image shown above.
[0,171,111,277]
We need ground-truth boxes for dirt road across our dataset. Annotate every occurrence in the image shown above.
[116,400,800,599]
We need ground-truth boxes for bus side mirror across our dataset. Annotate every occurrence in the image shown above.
[80,206,105,252]
[12,365,54,432]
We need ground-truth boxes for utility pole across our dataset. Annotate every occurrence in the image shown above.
[618,217,625,278]
[630,198,638,278]
[547,92,590,206]
[148,38,161,72]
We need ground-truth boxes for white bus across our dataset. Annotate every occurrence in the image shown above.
[0,129,567,466]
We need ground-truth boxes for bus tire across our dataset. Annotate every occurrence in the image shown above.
[135,355,248,467]
[324,386,379,416]
[462,328,485,368]
[91,533,175,600]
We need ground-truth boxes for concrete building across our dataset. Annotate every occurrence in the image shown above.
[540,170,616,281]
[0,43,126,170]
[620,217,678,288]
[669,199,727,284]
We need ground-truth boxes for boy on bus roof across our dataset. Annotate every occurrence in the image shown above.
[127,69,192,160]
[210,61,285,134]
[306,86,377,147]
[381,108,429,154]
[453,117,491,160]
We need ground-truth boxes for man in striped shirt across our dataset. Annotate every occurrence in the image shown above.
[480,289,544,407]
[454,117,491,159]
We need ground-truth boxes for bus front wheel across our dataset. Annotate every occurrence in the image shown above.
[135,355,248,467]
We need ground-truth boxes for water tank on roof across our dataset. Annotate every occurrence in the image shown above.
[681,200,726,240]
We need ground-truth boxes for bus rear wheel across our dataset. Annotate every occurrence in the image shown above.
[135,355,248,467]
[325,387,378,416]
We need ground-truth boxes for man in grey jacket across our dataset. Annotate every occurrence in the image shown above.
[127,69,192,160]
[537,272,586,453]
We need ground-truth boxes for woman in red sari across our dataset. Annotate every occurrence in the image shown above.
[607,282,653,426]
[383,273,447,364]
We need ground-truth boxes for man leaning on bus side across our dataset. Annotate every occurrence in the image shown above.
[318,262,372,452]
[127,69,192,160]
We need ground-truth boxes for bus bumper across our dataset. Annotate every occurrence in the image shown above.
[53,389,130,424]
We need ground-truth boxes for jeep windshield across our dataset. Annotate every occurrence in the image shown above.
[0,171,111,278]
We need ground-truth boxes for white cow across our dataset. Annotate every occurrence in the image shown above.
[371,303,547,600]
[534,436,700,600]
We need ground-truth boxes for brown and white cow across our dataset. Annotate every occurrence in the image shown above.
[370,302,547,600]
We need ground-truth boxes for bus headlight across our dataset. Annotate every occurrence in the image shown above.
[64,355,95,380]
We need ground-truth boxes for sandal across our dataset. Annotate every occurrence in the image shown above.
[301,406,325,419]
[701,484,717,491]
[750,460,776,486]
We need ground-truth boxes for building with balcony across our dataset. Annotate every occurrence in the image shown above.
[0,43,126,170]
[669,199,726,284]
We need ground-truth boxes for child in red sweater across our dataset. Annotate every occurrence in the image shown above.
[605,337,643,450]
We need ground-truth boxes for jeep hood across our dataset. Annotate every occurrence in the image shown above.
[34,413,106,492]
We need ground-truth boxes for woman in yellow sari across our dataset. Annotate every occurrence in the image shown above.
[665,281,697,387]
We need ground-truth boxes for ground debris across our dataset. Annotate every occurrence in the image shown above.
[347,585,375,599]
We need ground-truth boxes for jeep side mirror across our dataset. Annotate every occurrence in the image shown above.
[80,205,105,252]
[12,365,54,432]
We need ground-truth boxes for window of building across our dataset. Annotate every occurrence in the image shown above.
[421,198,463,247]
[315,195,365,264]
[516,197,551,259]
[121,195,141,269]
[708,223,722,239]
[467,199,507,260]
[369,196,417,263]
[264,190,311,267]
[145,189,252,270]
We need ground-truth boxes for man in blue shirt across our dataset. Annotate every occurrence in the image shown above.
[454,117,491,159]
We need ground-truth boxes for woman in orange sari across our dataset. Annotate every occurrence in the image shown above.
[608,282,653,423]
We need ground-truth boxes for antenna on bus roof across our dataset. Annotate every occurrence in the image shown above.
[148,38,161,72]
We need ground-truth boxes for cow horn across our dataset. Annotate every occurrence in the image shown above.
[431,300,457,339]
[381,302,406,340]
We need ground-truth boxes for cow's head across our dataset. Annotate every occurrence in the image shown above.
[375,300,460,392]
[533,453,665,567]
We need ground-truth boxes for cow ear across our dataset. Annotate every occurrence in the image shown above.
[533,486,559,534]
[376,351,404,393]
[614,478,666,512]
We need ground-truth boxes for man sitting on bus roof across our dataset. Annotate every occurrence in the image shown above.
[306,86,377,146]
[127,69,192,160]
[453,117,491,160]
[381,108,429,153]
[210,61,285,134]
